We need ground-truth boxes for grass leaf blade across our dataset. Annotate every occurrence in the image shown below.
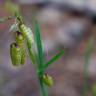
[83,37,94,96]
[44,50,64,70]
[34,21,45,68]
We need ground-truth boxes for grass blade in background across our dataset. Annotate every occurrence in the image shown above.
[92,83,96,96]
[83,37,94,96]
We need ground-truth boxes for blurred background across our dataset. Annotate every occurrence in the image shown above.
[0,0,96,96]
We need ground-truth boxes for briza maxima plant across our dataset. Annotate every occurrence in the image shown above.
[0,2,64,96]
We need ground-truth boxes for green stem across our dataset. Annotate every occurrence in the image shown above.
[39,76,48,96]
[34,20,48,96]
[83,37,94,96]
[83,55,90,96]
[37,68,48,96]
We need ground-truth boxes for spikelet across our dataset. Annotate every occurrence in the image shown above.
[43,74,53,87]
[10,42,22,66]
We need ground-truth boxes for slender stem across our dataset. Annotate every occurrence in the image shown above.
[83,37,94,96]
[39,76,48,96]
[83,55,90,96]
[37,67,48,96]
[34,21,48,96]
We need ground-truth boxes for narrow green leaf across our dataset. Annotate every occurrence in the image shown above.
[34,21,45,68]
[38,50,64,75]
[44,50,64,69]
